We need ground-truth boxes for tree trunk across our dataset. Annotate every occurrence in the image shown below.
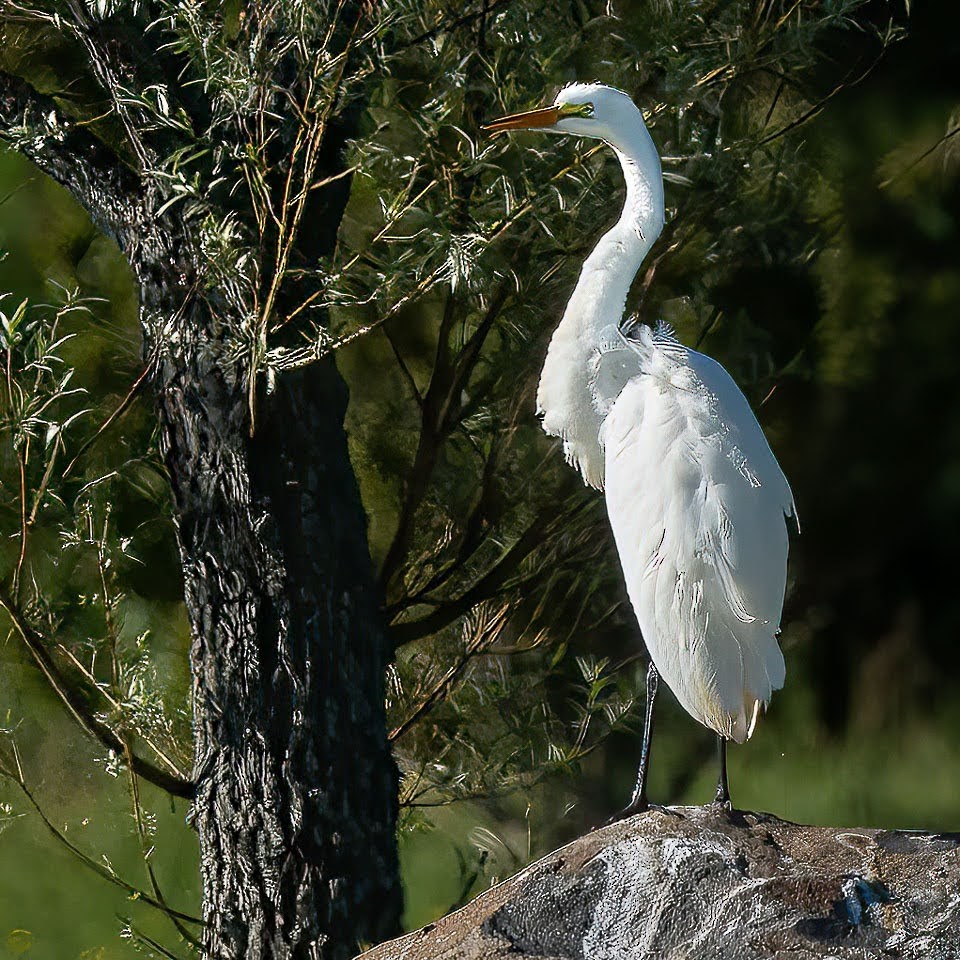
[155,293,400,958]
[1,42,401,960]
[361,805,960,960]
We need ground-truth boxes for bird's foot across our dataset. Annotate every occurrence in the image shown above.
[591,799,680,832]
[707,799,750,828]
[710,781,732,812]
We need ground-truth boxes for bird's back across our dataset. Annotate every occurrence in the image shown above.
[598,326,795,742]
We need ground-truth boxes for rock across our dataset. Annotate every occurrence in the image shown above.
[359,806,960,959]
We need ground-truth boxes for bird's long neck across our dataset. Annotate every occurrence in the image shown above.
[537,119,664,489]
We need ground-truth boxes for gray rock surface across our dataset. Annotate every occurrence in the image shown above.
[360,806,960,959]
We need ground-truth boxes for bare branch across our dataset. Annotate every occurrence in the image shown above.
[0,68,145,248]
[60,358,155,482]
[389,515,547,647]
[0,591,195,799]
[395,0,516,52]
[389,605,508,742]
[879,123,960,189]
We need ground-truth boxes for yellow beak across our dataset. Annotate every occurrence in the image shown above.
[482,105,560,133]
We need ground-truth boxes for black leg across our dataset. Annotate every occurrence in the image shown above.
[713,734,731,807]
[627,660,659,812]
[597,660,658,827]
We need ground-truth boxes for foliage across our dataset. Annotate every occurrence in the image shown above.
[0,280,187,763]
[0,194,195,953]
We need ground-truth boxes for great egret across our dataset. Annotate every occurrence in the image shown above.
[485,83,796,812]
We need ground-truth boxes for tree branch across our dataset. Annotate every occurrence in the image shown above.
[389,605,508,742]
[0,67,145,248]
[389,515,548,647]
[0,745,200,925]
[0,591,195,799]
[378,293,460,591]
[396,0,515,52]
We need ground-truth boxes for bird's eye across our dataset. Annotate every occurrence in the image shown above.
[558,102,594,119]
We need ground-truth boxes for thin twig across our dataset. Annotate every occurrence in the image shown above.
[397,0,515,51]
[53,642,184,778]
[120,923,186,960]
[878,124,960,189]
[388,505,579,647]
[389,606,508,741]
[14,445,27,597]
[0,756,200,925]
[0,592,194,799]
[758,50,885,146]
[60,359,154,482]
[124,744,202,948]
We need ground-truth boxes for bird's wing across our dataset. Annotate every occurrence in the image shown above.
[683,345,797,524]
[600,330,793,741]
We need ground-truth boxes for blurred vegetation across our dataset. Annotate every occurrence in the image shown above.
[0,0,959,956]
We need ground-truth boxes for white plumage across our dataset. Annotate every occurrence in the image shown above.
[598,324,795,741]
[535,84,664,491]
[487,82,796,749]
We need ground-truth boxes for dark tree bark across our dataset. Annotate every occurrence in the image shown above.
[162,326,401,956]
[0,16,400,958]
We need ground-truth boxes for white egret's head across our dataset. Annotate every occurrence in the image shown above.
[484,82,642,150]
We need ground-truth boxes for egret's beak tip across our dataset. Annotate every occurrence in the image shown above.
[481,105,560,134]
